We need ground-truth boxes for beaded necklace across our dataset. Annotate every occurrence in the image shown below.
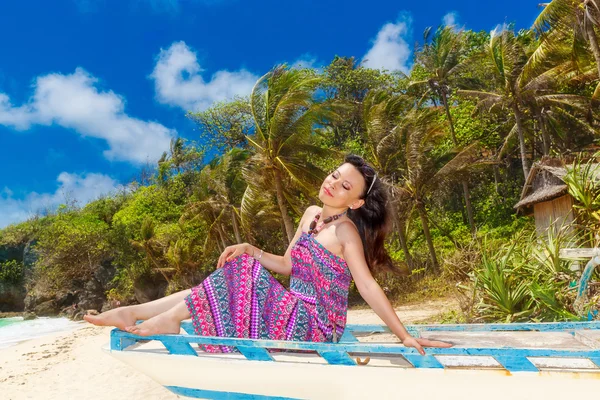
[308,210,347,236]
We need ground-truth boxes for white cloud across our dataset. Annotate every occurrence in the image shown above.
[290,54,319,70]
[151,41,258,112]
[0,172,123,228]
[362,15,412,73]
[0,68,175,164]
[442,12,459,27]
[0,94,33,130]
[491,23,509,37]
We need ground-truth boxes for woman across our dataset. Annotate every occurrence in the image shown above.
[85,155,451,355]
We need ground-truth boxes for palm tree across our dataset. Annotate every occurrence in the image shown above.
[459,29,532,178]
[165,238,200,288]
[393,108,482,271]
[245,66,335,244]
[322,56,396,146]
[520,63,595,155]
[461,29,594,176]
[361,91,415,269]
[130,217,172,284]
[156,137,204,188]
[181,148,249,251]
[411,26,477,235]
[535,0,600,100]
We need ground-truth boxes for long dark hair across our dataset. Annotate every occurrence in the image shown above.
[343,154,396,274]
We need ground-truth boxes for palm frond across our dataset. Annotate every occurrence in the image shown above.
[498,122,519,157]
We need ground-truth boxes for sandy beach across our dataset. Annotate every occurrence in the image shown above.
[0,299,454,400]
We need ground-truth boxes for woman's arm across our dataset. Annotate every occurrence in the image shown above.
[220,206,320,276]
[336,222,451,355]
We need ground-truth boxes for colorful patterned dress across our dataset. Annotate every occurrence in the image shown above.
[184,223,352,353]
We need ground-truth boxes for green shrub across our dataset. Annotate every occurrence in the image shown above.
[0,260,24,284]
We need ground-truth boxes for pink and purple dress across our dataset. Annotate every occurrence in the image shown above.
[184,227,352,353]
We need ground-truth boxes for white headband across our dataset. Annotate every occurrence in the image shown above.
[366,174,377,195]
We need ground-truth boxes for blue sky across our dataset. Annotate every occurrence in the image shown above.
[0,0,542,227]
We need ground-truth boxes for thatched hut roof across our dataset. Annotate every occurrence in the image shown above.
[514,158,599,212]
[514,159,568,212]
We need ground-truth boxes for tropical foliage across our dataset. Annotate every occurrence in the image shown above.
[1,2,599,319]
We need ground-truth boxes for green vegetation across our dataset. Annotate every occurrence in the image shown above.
[1,2,599,320]
[0,260,23,284]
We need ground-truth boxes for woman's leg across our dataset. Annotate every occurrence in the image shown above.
[84,289,191,330]
[125,299,191,336]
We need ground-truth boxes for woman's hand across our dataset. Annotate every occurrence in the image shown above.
[402,336,453,355]
[217,243,252,268]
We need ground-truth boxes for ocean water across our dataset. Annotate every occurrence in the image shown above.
[0,317,81,349]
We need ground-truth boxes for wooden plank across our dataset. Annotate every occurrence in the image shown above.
[435,355,500,368]
[354,332,401,343]
[494,355,539,372]
[317,350,356,366]
[552,195,575,237]
[534,202,554,238]
[181,322,196,335]
[574,330,600,349]
[237,346,274,362]
[110,330,600,364]
[560,248,600,259]
[347,321,600,333]
[110,333,137,351]
[420,331,591,350]
[528,357,600,370]
[402,354,444,369]
[161,339,198,356]
[338,330,359,343]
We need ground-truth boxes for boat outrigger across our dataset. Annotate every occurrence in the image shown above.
[104,252,600,399]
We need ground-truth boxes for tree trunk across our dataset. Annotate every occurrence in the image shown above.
[417,204,439,271]
[512,102,530,179]
[145,247,170,284]
[273,169,294,244]
[531,132,536,161]
[493,165,502,196]
[442,92,476,235]
[461,181,476,235]
[441,92,458,144]
[209,210,227,251]
[391,211,413,270]
[531,108,549,156]
[586,22,600,82]
[231,207,243,243]
[217,225,228,250]
[538,114,551,156]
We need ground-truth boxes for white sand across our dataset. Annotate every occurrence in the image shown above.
[0,299,455,400]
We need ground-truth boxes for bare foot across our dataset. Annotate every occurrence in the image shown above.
[83,307,136,330]
[125,312,181,336]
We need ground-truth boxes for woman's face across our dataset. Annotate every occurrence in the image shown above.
[319,163,367,209]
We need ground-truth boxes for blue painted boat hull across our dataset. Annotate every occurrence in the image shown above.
[105,321,600,399]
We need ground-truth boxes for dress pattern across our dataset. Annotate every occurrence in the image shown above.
[185,220,352,353]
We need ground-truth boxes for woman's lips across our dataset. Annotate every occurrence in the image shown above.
[324,187,334,197]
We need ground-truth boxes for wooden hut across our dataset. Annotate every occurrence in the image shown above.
[514,159,575,238]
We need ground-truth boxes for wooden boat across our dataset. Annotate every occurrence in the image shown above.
[104,253,600,399]
[104,320,600,399]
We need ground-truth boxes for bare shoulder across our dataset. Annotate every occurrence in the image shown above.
[303,205,322,220]
[335,220,361,244]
